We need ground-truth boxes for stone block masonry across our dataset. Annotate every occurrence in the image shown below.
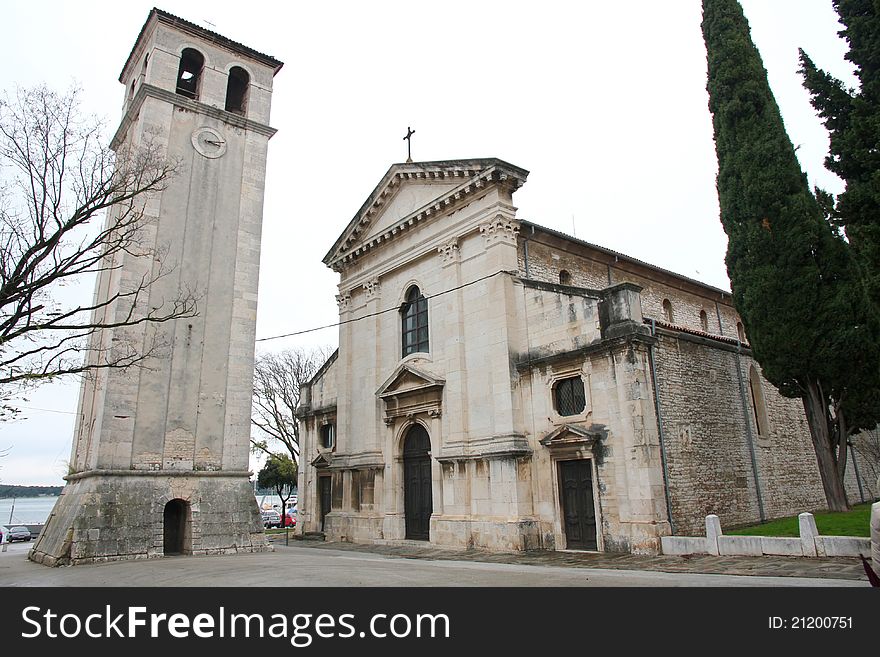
[30,473,268,566]
[30,9,282,566]
[651,330,861,534]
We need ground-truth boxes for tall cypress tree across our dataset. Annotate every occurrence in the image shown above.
[799,1,880,314]
[702,0,879,511]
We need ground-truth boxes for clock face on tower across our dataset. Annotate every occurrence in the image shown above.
[191,126,227,159]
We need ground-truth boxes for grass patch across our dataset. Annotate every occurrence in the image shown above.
[726,503,873,537]
[264,528,294,535]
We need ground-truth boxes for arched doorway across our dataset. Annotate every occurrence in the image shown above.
[163,499,191,555]
[403,424,432,540]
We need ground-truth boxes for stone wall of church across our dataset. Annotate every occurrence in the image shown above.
[518,230,744,340]
[520,234,611,289]
[296,354,338,535]
[518,226,868,536]
[304,353,338,415]
[652,331,864,534]
[516,281,602,360]
[519,337,670,554]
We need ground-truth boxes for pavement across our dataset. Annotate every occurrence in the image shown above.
[285,535,871,581]
[0,534,871,587]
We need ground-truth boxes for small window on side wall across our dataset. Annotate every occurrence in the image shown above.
[176,48,204,100]
[736,321,746,343]
[320,424,335,449]
[559,270,572,285]
[554,376,586,417]
[662,299,674,323]
[225,66,249,115]
[700,310,709,333]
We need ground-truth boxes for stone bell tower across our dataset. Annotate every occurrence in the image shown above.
[30,9,283,565]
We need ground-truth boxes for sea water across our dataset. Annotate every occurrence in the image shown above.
[0,493,295,527]
[0,496,59,525]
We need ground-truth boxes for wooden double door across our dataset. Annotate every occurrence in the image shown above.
[558,459,597,550]
[403,425,432,540]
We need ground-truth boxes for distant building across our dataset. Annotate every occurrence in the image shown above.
[296,159,862,553]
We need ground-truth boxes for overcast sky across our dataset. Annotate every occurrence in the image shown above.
[0,0,857,486]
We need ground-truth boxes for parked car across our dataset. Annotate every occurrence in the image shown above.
[6,526,32,542]
[280,512,295,528]
[261,509,281,528]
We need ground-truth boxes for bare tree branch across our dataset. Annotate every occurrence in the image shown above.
[0,84,198,407]
[251,347,332,464]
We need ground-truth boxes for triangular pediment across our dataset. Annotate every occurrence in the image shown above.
[540,424,604,448]
[376,363,445,399]
[363,180,460,241]
[323,158,529,271]
[310,451,332,469]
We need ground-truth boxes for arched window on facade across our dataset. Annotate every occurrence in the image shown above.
[662,298,674,323]
[737,321,746,343]
[401,286,429,357]
[559,270,572,285]
[748,365,770,439]
[176,48,205,100]
[225,66,250,115]
[700,309,709,333]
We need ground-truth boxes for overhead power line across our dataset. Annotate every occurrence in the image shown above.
[255,269,513,343]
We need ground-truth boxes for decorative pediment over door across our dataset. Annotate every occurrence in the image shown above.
[310,451,333,470]
[376,364,445,425]
[540,424,606,460]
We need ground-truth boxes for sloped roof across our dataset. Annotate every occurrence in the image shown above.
[120,7,284,82]
[522,220,733,298]
[323,158,528,270]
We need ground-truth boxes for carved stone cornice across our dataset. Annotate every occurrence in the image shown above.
[112,84,277,149]
[480,215,519,248]
[325,451,385,470]
[436,433,532,463]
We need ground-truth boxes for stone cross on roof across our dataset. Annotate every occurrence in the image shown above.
[403,127,415,163]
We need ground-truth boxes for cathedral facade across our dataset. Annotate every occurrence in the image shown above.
[296,158,862,554]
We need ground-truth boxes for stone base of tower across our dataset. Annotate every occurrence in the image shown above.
[29,472,269,567]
